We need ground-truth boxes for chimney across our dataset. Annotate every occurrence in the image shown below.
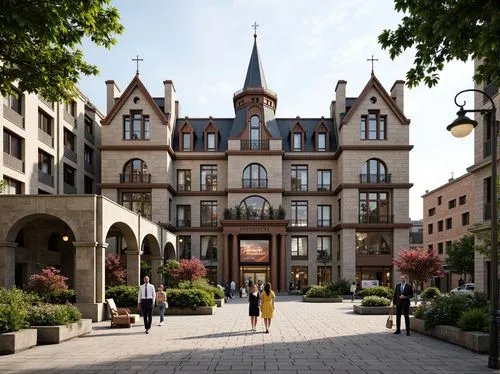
[175,100,181,119]
[163,80,176,122]
[105,80,121,114]
[334,80,347,124]
[390,80,405,112]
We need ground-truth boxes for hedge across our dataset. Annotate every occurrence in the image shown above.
[361,296,391,307]
[357,286,393,299]
[105,285,139,307]
[26,304,81,326]
[305,285,335,298]
[166,288,215,307]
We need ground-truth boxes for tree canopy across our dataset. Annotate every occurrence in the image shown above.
[446,235,475,281]
[393,248,444,286]
[379,0,500,88]
[0,0,124,102]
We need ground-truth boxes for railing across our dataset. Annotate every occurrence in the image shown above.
[360,173,392,183]
[177,183,191,191]
[317,220,331,227]
[291,219,308,227]
[3,104,24,129]
[84,161,95,174]
[240,140,270,150]
[84,129,95,143]
[177,219,191,227]
[317,184,331,191]
[484,140,492,158]
[63,183,77,194]
[484,203,491,221]
[3,152,24,173]
[63,111,76,127]
[201,219,218,227]
[359,214,394,224]
[484,81,498,104]
[38,128,53,147]
[242,178,268,188]
[63,147,77,163]
[38,170,54,187]
[316,253,332,262]
[120,173,151,183]
[291,183,308,192]
[201,183,217,191]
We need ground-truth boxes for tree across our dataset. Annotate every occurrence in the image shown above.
[446,235,475,281]
[105,254,126,286]
[173,258,207,282]
[378,0,500,88]
[157,259,180,288]
[28,266,68,300]
[0,180,5,193]
[393,248,444,304]
[0,0,124,102]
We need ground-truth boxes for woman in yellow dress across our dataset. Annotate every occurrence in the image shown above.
[260,282,275,333]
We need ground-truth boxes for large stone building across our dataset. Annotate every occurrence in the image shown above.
[100,35,412,291]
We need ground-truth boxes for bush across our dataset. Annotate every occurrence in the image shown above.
[413,305,426,319]
[357,286,393,299]
[0,288,34,333]
[105,254,126,286]
[28,267,69,301]
[328,279,350,296]
[166,288,215,307]
[178,279,224,300]
[421,287,441,301]
[457,308,489,332]
[361,296,391,306]
[157,260,180,288]
[47,289,76,304]
[466,292,489,310]
[105,285,139,307]
[305,285,335,298]
[301,285,312,295]
[173,258,207,282]
[26,304,81,326]
[424,294,469,329]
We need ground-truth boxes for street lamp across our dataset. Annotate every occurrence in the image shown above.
[448,88,498,369]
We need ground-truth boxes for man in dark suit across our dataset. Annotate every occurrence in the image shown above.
[392,274,413,335]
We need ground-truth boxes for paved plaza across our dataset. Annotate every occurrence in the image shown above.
[0,295,497,373]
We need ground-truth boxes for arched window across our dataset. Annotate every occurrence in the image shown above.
[361,159,389,183]
[122,159,150,183]
[250,115,260,149]
[242,163,267,188]
[239,196,271,219]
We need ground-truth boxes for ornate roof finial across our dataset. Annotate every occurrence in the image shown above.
[367,54,378,75]
[252,21,259,39]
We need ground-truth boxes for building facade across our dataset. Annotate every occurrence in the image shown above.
[422,173,475,291]
[100,35,412,291]
[409,219,423,249]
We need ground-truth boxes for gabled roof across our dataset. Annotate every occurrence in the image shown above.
[101,74,169,127]
[243,37,267,90]
[341,74,410,126]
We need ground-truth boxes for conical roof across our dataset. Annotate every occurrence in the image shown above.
[243,36,267,89]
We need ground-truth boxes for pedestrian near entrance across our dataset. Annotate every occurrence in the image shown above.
[230,280,236,297]
[350,282,357,302]
[260,282,275,333]
[248,284,260,331]
[156,284,167,326]
[138,276,156,334]
[392,274,413,336]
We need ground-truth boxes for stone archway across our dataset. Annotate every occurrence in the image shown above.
[140,234,161,286]
[164,242,176,260]
[104,222,139,286]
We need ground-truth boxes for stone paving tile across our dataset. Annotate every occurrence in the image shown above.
[0,296,497,373]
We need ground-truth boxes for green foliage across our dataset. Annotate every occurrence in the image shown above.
[424,294,469,329]
[47,289,76,304]
[0,288,34,333]
[466,292,489,310]
[305,285,335,298]
[140,261,152,280]
[0,180,6,193]
[157,260,180,288]
[361,296,391,306]
[28,266,69,301]
[378,0,500,88]
[277,205,286,219]
[357,286,393,299]
[328,279,351,296]
[166,288,215,307]
[446,235,475,280]
[301,285,312,295]
[105,285,139,307]
[223,208,231,219]
[178,279,224,300]
[26,304,81,326]
[0,0,124,102]
[267,205,275,219]
[457,308,489,332]
[421,287,441,301]
[413,305,426,319]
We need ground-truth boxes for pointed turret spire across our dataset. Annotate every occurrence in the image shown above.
[243,32,267,89]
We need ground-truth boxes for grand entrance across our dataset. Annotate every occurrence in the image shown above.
[240,265,270,287]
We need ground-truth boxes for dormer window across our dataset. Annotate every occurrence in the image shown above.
[293,133,302,151]
[207,133,215,151]
[203,121,218,152]
[182,133,191,151]
[179,120,194,152]
[291,122,306,152]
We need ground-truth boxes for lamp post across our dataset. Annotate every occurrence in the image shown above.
[447,88,498,369]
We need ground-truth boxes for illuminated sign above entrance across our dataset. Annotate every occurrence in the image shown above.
[240,239,269,263]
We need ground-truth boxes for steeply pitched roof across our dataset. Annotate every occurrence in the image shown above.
[243,37,267,89]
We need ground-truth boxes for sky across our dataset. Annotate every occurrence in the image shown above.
[79,0,475,220]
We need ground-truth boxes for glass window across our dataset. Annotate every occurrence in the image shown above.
[428,223,433,234]
[177,169,191,191]
[291,266,308,289]
[123,117,131,140]
[201,165,218,191]
[84,115,93,134]
[291,201,308,226]
[438,242,443,254]
[360,111,387,140]
[63,129,75,151]
[446,217,452,230]
[242,163,267,188]
[176,205,191,227]
[250,115,260,149]
[317,132,326,151]
[65,101,76,116]
[291,236,308,259]
[4,91,22,114]
[361,158,388,183]
[179,236,191,259]
[123,111,150,140]
[317,205,331,227]
[317,170,331,191]
[182,133,191,151]
[38,110,52,135]
[239,195,271,219]
[207,133,216,151]
[63,163,75,187]
[317,236,331,260]
[317,266,332,286]
[359,192,389,223]
[3,130,22,159]
[462,212,470,226]
[291,165,308,191]
[121,192,152,220]
[38,150,52,174]
[428,207,436,216]
[122,159,149,183]
[293,133,302,151]
[2,177,22,195]
[459,195,467,205]
[438,220,443,232]
[201,235,218,261]
[201,201,218,227]
[84,145,93,165]
[356,231,393,255]
[448,199,456,209]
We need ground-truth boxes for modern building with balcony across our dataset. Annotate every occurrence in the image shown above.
[100,34,412,291]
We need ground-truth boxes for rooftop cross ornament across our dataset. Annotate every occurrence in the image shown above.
[252,21,259,38]
[132,54,144,75]
[367,54,378,74]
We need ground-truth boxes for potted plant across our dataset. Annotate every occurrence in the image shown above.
[223,207,231,219]
[268,205,275,220]
[235,205,242,219]
[277,205,286,219]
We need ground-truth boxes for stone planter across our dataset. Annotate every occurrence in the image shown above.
[166,305,217,315]
[303,296,343,303]
[353,305,418,315]
[410,317,488,353]
[30,319,92,344]
[0,329,37,355]
[215,298,224,307]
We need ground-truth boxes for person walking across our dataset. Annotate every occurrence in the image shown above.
[138,276,156,334]
[260,282,275,333]
[230,280,236,297]
[248,284,260,331]
[392,274,413,336]
[350,281,357,302]
[156,284,167,326]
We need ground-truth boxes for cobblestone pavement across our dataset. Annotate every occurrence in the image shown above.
[0,295,497,373]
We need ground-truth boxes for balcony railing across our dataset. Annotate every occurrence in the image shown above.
[201,219,218,227]
[291,219,308,227]
[484,81,498,104]
[291,183,308,192]
[317,184,331,191]
[360,173,392,183]
[484,140,492,158]
[484,203,491,221]
[317,220,331,227]
[38,170,54,187]
[120,173,151,183]
[177,219,191,227]
[201,183,217,192]
[359,214,394,224]
[63,147,77,163]
[84,129,95,143]
[3,104,24,129]
[242,178,268,188]
[177,183,191,191]
[240,140,270,150]
[63,183,77,194]
[84,161,95,174]
[3,152,24,173]
[317,253,332,262]
[38,129,53,148]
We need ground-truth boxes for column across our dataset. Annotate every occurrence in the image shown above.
[271,234,278,290]
[96,242,108,304]
[150,256,162,286]
[232,234,239,286]
[223,234,229,283]
[0,241,17,288]
[279,234,286,292]
[74,241,98,303]
[126,250,141,286]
